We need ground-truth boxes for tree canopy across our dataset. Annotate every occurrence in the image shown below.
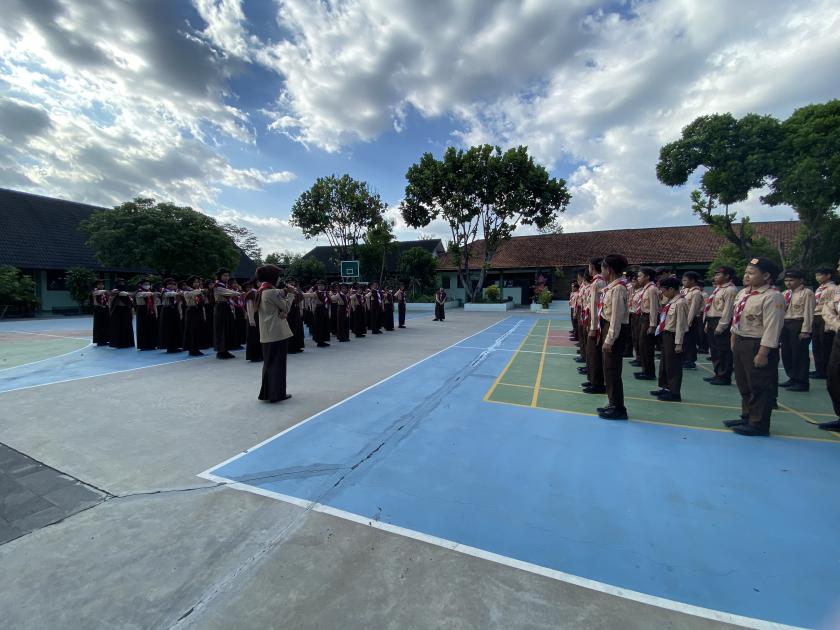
[222,223,262,266]
[65,267,98,308]
[358,218,396,283]
[264,251,326,287]
[80,198,240,278]
[0,265,38,315]
[401,145,570,301]
[290,174,387,266]
[398,246,437,297]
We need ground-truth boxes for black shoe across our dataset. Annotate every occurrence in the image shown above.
[779,379,795,388]
[582,385,607,394]
[629,360,641,367]
[657,392,682,402]
[577,367,588,374]
[372,331,382,334]
[772,401,778,409]
[596,405,614,413]
[574,357,586,363]
[216,351,235,359]
[189,351,205,356]
[732,424,769,437]
[811,372,826,380]
[433,318,439,321]
[786,383,809,392]
[683,362,696,369]
[399,325,406,328]
[317,343,329,347]
[723,416,749,428]
[817,419,840,431]
[581,381,592,388]
[707,378,731,386]
[650,389,668,397]
[634,372,655,380]
[599,407,628,420]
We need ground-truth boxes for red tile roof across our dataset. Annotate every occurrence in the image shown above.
[436,221,800,271]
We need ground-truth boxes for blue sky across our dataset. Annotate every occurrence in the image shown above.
[1,0,838,255]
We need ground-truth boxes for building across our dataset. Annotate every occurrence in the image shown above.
[435,221,800,305]
[0,188,257,314]
[303,239,445,281]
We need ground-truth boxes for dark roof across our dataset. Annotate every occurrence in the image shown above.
[0,187,257,278]
[436,221,799,271]
[304,239,445,275]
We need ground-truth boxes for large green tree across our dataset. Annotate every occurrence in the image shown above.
[263,251,326,287]
[221,223,262,266]
[81,198,240,278]
[762,100,840,270]
[401,145,570,301]
[0,265,38,317]
[290,174,387,266]
[358,218,397,284]
[398,246,437,297]
[65,267,98,309]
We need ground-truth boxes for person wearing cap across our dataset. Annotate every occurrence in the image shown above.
[383,286,396,331]
[108,278,135,349]
[651,276,688,402]
[780,270,814,392]
[255,264,294,403]
[812,266,837,379]
[574,268,590,373]
[134,278,159,350]
[633,267,659,381]
[819,258,840,431]
[702,266,739,385]
[396,283,408,328]
[680,271,704,369]
[309,280,331,347]
[182,276,207,357]
[91,278,110,346]
[723,257,785,436]
[581,258,607,393]
[596,254,631,420]
[158,278,182,354]
[212,268,241,359]
[433,286,446,322]
[284,278,306,354]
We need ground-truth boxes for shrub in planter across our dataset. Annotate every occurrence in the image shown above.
[485,285,500,302]
[538,288,552,309]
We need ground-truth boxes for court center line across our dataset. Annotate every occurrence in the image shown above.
[530,320,550,407]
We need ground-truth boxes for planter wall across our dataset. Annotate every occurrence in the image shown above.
[406,301,459,311]
[464,301,515,312]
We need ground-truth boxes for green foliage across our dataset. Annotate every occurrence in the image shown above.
[357,218,396,283]
[264,251,285,266]
[401,145,570,301]
[485,284,501,302]
[398,246,437,297]
[409,293,436,303]
[538,288,553,307]
[221,223,262,265]
[788,212,840,276]
[0,265,39,311]
[65,267,98,307]
[80,197,240,277]
[707,238,780,282]
[291,174,387,265]
[270,254,326,288]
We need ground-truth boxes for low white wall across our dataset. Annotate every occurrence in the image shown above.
[405,301,459,311]
[464,302,515,312]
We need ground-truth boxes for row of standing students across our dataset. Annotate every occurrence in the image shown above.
[568,255,840,436]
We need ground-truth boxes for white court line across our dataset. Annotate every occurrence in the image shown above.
[0,342,94,373]
[2,329,91,341]
[199,316,802,630]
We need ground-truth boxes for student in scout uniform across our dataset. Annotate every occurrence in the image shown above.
[434,287,447,321]
[779,270,814,392]
[595,254,631,420]
[212,268,241,359]
[201,279,215,350]
[91,279,110,346]
[695,278,710,355]
[650,277,688,402]
[157,278,182,353]
[680,271,704,369]
[702,266,739,385]
[812,266,837,379]
[243,280,264,362]
[311,280,332,346]
[622,272,635,358]
[285,279,306,354]
[383,287,395,331]
[396,283,407,328]
[349,284,367,338]
[182,276,206,357]
[574,268,589,371]
[334,284,351,342]
[634,267,659,380]
[629,271,644,367]
[819,258,840,431]
[108,278,135,349]
[255,265,294,403]
[582,258,607,394]
[134,278,158,350]
[723,257,785,436]
[569,282,580,341]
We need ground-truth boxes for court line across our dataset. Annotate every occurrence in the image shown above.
[531,320,550,407]
[2,329,91,341]
[201,316,516,475]
[0,342,93,373]
[201,469,801,630]
[482,320,539,403]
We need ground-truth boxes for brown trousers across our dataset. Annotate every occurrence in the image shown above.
[637,315,656,376]
[705,317,733,381]
[733,336,779,431]
[587,331,604,387]
[657,330,683,396]
[630,313,640,359]
[780,318,810,386]
[599,319,630,411]
[813,316,834,377]
[827,332,840,417]
[683,317,701,364]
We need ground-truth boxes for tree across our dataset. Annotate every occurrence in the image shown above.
[0,265,38,317]
[401,145,570,301]
[358,218,397,284]
[65,267,98,310]
[222,223,262,266]
[264,251,288,266]
[81,198,240,278]
[398,246,437,297]
[290,174,387,266]
[763,100,840,270]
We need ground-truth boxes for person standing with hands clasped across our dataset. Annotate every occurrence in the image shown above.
[651,277,688,402]
[724,257,785,436]
[780,270,815,392]
[255,265,294,403]
[596,254,631,420]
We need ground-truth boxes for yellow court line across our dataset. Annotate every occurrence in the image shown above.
[530,320,551,407]
[483,398,840,443]
[483,320,543,402]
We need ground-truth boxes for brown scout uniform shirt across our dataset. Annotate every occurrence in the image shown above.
[661,295,689,346]
[706,282,739,334]
[731,285,785,348]
[683,287,704,322]
[601,279,629,347]
[815,281,837,317]
[588,276,607,333]
[783,286,815,334]
[640,282,659,328]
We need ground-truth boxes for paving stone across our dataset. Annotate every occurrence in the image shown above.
[0,517,23,545]
[43,483,105,511]
[5,459,42,478]
[0,488,53,521]
[16,467,76,494]
[12,506,67,532]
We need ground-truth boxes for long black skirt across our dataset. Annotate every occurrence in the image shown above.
[384,305,394,331]
[336,305,350,341]
[330,302,339,335]
[135,308,158,350]
[434,302,445,321]
[201,303,214,349]
[352,307,366,337]
[246,317,263,362]
[92,306,110,346]
[158,305,181,352]
[108,305,134,348]
[213,303,237,352]
[288,307,305,352]
[234,309,247,348]
[313,304,330,344]
[183,307,203,354]
[398,302,406,327]
[259,338,288,402]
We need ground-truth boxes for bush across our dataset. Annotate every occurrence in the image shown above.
[410,293,436,303]
[65,267,98,308]
[538,288,552,308]
[485,285,500,302]
[0,265,39,315]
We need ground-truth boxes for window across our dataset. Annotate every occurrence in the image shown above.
[441,275,451,289]
[46,270,66,291]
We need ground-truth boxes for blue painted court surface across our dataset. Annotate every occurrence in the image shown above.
[203,317,840,629]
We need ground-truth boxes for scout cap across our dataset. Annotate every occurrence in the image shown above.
[747,257,780,279]
[783,269,805,280]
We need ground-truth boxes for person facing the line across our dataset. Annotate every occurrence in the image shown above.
[812,265,837,379]
[596,254,631,420]
[395,283,407,328]
[254,265,294,403]
[724,257,785,436]
[434,287,447,321]
[780,269,814,392]
[634,267,659,381]
[651,276,688,402]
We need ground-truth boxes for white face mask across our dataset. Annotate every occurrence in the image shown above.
[141,284,150,290]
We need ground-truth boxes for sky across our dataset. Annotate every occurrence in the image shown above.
[1,0,838,256]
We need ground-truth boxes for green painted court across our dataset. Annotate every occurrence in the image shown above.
[0,330,91,370]
[485,319,840,442]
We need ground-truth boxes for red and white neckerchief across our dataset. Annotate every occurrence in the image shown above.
[656,297,679,336]
[816,282,834,302]
[597,278,628,334]
[703,282,732,320]
[783,289,792,307]
[733,289,761,327]
[636,281,653,315]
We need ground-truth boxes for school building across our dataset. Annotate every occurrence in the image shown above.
[0,188,257,314]
[435,221,800,305]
